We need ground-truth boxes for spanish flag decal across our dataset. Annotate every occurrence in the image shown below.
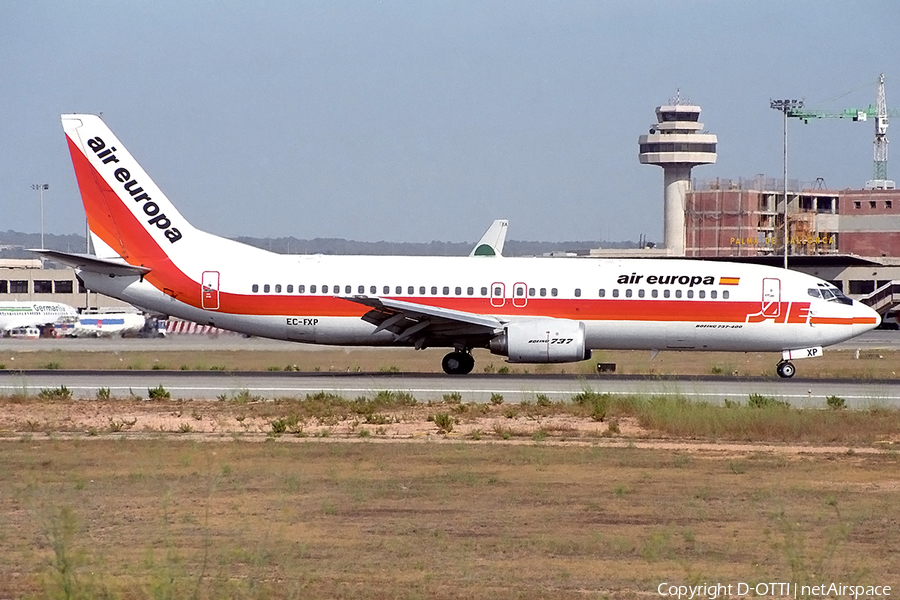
[719,277,740,286]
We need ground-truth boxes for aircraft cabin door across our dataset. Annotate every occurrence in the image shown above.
[761,277,781,318]
[201,271,220,310]
[512,282,528,307]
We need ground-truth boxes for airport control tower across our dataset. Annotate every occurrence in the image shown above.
[638,93,717,255]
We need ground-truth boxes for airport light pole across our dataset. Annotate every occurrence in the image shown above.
[769,99,803,269]
[32,183,49,264]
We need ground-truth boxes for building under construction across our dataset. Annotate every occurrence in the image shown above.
[685,177,900,260]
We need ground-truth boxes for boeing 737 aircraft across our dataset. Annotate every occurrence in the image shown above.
[37,114,880,377]
[0,301,78,334]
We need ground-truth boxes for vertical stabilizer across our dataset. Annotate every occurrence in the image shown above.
[469,220,508,257]
[61,114,198,264]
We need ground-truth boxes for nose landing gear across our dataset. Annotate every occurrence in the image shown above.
[776,361,795,378]
[442,351,475,375]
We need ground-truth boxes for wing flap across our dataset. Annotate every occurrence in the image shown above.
[342,296,502,343]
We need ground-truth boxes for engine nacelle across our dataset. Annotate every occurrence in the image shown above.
[489,318,592,363]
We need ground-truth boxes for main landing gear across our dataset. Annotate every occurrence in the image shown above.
[442,351,474,375]
[776,361,796,379]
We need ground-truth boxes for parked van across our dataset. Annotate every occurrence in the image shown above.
[8,326,41,339]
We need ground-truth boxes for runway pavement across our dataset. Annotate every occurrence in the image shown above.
[2,370,899,408]
[0,330,898,352]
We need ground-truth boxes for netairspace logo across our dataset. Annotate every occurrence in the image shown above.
[657,582,892,599]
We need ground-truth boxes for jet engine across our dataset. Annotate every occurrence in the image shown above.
[489,318,591,363]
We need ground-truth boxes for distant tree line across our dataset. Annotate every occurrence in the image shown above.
[1,230,640,259]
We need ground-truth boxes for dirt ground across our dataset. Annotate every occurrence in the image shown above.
[3,396,898,457]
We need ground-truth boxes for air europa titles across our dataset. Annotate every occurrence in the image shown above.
[617,273,716,287]
[86,137,182,243]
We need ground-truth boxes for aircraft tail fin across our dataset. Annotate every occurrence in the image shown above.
[469,219,508,257]
[60,114,198,265]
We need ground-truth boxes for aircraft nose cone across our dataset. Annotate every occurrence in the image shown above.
[856,302,881,335]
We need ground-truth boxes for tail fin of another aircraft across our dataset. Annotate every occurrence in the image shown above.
[469,219,508,257]
[61,114,199,265]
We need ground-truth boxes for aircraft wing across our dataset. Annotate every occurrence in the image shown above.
[341,296,502,347]
[29,250,151,277]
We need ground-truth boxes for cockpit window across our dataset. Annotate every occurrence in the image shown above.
[809,286,853,305]
[831,290,854,305]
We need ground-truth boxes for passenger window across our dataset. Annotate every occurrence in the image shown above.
[481,287,488,296]
[419,286,426,295]
[443,286,450,295]
[664,289,670,298]
[723,290,730,299]
[599,289,605,298]
[264,284,271,293]
[299,285,305,293]
[384,286,390,294]
[275,284,282,293]
[529,287,535,297]
[625,289,633,298]
[551,288,558,297]
[687,290,694,299]
[638,289,645,298]
[408,286,414,295]
[493,286,502,296]
[252,284,259,293]
[675,290,682,298]
[574,288,581,297]
[345,285,352,294]
[540,288,547,297]
[651,289,658,298]
[321,285,328,293]
[698,290,705,299]
[310,285,316,293]
[612,289,619,298]
[710,290,716,299]
[287,285,293,293]
[467,287,474,295]
[431,286,438,295]
[455,287,461,295]
[517,287,525,297]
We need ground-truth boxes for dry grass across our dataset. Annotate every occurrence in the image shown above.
[4,391,900,446]
[1,440,898,599]
[1,346,899,378]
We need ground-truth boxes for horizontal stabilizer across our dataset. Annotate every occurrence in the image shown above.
[29,249,151,277]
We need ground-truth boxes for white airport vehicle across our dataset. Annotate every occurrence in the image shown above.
[0,301,78,335]
[37,114,880,377]
[8,326,41,339]
[68,309,146,338]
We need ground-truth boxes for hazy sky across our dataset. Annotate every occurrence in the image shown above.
[2,1,898,244]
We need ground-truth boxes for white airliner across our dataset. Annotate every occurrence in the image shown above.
[37,114,880,377]
[0,301,78,334]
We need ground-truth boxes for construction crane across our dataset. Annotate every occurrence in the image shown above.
[785,74,899,189]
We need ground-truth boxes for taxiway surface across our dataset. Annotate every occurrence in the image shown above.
[2,370,898,408]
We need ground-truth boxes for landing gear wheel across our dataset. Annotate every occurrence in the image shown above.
[442,351,474,375]
[776,361,795,379]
